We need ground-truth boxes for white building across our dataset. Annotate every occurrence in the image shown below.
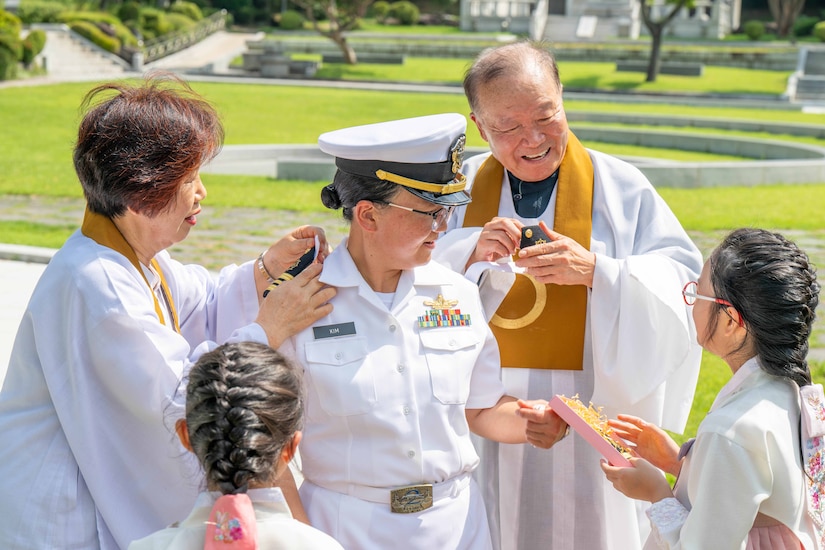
[459,0,741,41]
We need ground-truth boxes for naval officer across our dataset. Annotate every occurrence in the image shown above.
[279,113,558,549]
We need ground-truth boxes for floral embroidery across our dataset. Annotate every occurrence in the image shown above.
[805,435,825,547]
[809,394,825,423]
[213,511,244,543]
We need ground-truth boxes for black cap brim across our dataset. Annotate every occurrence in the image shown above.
[404,186,472,207]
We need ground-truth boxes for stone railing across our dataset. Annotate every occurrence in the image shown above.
[141,10,227,64]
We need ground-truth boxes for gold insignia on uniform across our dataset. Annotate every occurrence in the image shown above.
[424,294,458,309]
[450,135,466,175]
[524,228,533,239]
[534,237,547,245]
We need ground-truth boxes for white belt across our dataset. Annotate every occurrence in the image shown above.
[309,471,472,513]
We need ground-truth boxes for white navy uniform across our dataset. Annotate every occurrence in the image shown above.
[281,240,506,550]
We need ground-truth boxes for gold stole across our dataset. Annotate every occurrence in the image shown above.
[463,131,593,370]
[81,207,181,332]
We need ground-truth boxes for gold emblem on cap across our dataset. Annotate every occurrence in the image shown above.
[450,135,466,175]
[525,228,533,239]
[424,293,459,309]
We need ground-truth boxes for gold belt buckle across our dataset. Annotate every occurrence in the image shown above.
[390,484,433,513]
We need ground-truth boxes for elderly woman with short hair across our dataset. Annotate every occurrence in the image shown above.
[0,73,335,549]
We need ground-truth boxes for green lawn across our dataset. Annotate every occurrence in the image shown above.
[286,54,794,96]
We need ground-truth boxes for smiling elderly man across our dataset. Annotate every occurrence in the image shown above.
[434,41,704,550]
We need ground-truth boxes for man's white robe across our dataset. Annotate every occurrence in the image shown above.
[434,150,704,550]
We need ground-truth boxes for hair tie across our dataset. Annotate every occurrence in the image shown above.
[205,493,258,550]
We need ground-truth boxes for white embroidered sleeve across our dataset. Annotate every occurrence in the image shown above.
[646,497,689,549]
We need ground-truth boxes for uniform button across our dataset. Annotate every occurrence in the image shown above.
[407,450,416,458]
[403,406,411,415]
[335,352,343,361]
[396,364,405,373]
[389,324,397,332]
[448,339,457,347]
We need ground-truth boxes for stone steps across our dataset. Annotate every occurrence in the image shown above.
[35,25,129,78]
[795,75,825,100]
[803,49,825,76]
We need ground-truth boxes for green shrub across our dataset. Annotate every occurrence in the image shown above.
[165,11,196,32]
[117,1,140,23]
[57,10,120,25]
[389,0,418,25]
[0,43,17,80]
[793,15,820,37]
[370,0,390,20]
[20,28,45,66]
[0,31,21,60]
[69,20,120,53]
[113,20,139,46]
[0,9,22,36]
[139,7,172,39]
[815,21,825,41]
[168,1,203,21]
[16,1,66,24]
[25,27,46,51]
[278,9,303,30]
[743,20,765,40]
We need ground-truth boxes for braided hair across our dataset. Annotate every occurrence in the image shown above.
[708,228,819,387]
[184,342,304,494]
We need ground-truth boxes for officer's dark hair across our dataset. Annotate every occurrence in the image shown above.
[184,342,303,494]
[321,171,400,222]
[707,228,819,387]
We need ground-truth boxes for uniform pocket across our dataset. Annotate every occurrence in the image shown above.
[419,328,481,405]
[304,337,376,416]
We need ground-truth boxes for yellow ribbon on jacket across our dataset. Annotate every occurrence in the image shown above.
[463,131,593,370]
[81,207,180,332]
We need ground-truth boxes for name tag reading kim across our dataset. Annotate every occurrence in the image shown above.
[313,322,356,340]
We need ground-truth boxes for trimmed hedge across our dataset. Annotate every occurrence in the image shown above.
[0,9,22,35]
[117,1,141,23]
[389,0,418,25]
[168,1,203,21]
[0,43,17,79]
[21,28,46,66]
[815,21,825,41]
[370,0,390,20]
[278,9,303,30]
[69,20,120,53]
[743,20,765,40]
[165,11,196,32]
[139,7,172,39]
[16,0,66,24]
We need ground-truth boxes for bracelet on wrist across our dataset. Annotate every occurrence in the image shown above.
[257,251,277,284]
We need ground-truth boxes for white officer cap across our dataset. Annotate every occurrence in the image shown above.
[318,113,471,206]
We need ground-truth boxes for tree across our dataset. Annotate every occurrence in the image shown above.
[291,0,374,64]
[768,0,805,37]
[639,0,692,82]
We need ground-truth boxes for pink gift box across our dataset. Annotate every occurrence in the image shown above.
[549,395,632,467]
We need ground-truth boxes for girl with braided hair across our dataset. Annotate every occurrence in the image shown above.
[602,228,825,549]
[130,342,343,550]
